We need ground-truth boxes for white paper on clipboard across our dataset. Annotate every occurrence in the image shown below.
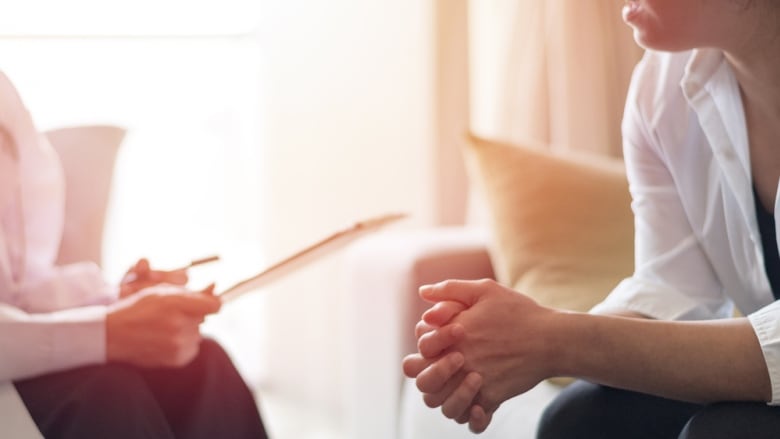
[218,212,407,303]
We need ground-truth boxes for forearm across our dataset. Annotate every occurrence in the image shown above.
[553,311,772,403]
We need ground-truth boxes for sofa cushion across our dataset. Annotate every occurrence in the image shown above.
[463,133,634,315]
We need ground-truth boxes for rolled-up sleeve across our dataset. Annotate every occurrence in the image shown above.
[0,302,106,381]
[12,262,118,313]
[591,54,732,321]
[748,302,780,405]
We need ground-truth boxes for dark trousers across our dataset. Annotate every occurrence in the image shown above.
[14,339,269,439]
[538,380,780,439]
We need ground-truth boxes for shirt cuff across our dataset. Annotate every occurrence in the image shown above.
[590,277,730,321]
[18,262,118,312]
[748,301,780,405]
[0,304,106,381]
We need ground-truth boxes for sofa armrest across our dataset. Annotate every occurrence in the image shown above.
[341,226,494,439]
[48,125,125,267]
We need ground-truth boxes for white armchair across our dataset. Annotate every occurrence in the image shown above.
[49,125,126,266]
[1,125,125,439]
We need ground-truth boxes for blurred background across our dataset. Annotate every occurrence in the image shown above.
[0,1,640,437]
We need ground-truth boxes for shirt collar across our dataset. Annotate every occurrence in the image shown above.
[680,48,758,240]
[680,49,727,101]
[680,48,750,177]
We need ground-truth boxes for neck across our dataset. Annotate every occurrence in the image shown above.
[723,11,780,115]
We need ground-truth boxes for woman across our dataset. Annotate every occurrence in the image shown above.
[0,71,269,438]
[403,1,780,437]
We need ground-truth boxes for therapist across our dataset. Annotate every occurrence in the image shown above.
[403,0,780,438]
[0,71,268,438]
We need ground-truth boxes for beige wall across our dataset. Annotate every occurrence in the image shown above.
[253,0,440,416]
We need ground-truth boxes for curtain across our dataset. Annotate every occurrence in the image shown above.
[470,0,644,157]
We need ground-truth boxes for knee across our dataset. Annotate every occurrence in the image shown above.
[678,402,772,439]
[678,404,729,439]
[191,338,236,372]
[65,364,169,429]
[536,381,612,439]
[198,338,230,361]
[21,365,172,438]
[74,365,153,409]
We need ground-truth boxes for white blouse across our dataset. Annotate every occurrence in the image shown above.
[591,49,780,404]
[0,71,116,383]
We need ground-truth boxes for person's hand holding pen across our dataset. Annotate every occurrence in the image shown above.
[108,255,222,368]
[107,283,221,368]
[119,255,220,298]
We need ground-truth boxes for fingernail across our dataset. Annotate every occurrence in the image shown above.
[419,285,433,297]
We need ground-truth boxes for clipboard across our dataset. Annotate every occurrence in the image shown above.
[218,212,407,302]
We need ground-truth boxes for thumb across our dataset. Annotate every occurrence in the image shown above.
[135,258,150,275]
[419,279,486,307]
[200,283,216,296]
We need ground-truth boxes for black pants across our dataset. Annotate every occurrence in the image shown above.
[14,339,268,439]
[537,380,780,439]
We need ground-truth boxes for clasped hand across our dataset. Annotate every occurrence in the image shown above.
[402,279,559,433]
[107,258,221,369]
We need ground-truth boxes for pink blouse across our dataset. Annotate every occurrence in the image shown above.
[0,71,117,381]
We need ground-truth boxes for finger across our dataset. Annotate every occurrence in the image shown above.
[136,258,150,275]
[441,371,482,420]
[422,368,468,408]
[455,411,470,425]
[157,268,188,285]
[469,405,493,434]
[417,323,464,358]
[161,291,221,316]
[200,283,216,296]
[402,353,432,378]
[123,258,150,284]
[422,300,467,326]
[419,279,490,307]
[415,351,464,394]
[415,320,436,339]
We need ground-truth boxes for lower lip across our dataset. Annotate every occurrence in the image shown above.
[622,1,640,23]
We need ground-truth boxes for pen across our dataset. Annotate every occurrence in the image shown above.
[122,255,221,284]
[173,254,220,271]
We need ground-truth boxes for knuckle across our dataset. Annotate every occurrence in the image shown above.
[439,279,457,289]
[441,402,463,419]
[161,318,182,334]
[402,355,423,377]
[416,370,440,394]
[480,389,495,405]
[476,278,495,288]
[414,320,428,338]
[446,324,464,340]
[416,374,431,393]
[417,335,434,358]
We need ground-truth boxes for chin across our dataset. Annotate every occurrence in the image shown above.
[632,28,697,52]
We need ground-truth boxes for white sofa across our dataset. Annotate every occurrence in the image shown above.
[344,227,562,439]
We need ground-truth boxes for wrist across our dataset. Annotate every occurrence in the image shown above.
[105,301,134,363]
[543,310,593,379]
[105,308,121,362]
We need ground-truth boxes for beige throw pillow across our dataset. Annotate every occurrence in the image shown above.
[463,133,634,314]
